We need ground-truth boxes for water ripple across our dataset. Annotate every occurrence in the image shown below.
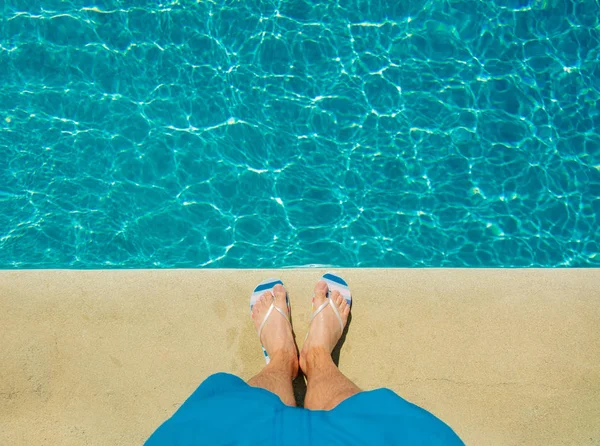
[1,0,599,268]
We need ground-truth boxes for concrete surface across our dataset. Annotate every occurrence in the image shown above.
[1,269,599,445]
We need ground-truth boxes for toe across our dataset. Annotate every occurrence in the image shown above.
[273,284,286,302]
[331,291,350,321]
[331,290,343,307]
[314,280,328,301]
[261,291,272,304]
[251,299,260,317]
[255,292,271,314]
[342,302,351,316]
[273,284,289,316]
[252,293,270,327]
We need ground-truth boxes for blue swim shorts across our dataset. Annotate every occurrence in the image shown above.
[146,373,463,445]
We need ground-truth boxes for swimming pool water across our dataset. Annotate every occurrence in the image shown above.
[1,0,599,268]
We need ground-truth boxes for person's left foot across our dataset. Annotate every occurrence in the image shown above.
[252,284,298,377]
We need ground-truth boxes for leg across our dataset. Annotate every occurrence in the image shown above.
[248,284,299,406]
[300,281,360,410]
[248,351,297,406]
[302,347,360,410]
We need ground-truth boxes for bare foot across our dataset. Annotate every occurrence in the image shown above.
[251,284,298,376]
[299,281,351,372]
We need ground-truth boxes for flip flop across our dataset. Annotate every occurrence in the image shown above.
[250,278,291,364]
[309,272,352,337]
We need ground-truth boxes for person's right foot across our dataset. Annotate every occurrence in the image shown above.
[251,284,298,378]
[300,280,350,371]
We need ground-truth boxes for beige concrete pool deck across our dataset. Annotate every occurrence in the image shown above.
[1,269,599,445]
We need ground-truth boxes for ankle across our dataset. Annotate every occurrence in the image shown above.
[269,349,299,378]
[299,346,331,375]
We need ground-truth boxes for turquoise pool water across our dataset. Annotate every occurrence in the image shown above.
[1,0,599,268]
